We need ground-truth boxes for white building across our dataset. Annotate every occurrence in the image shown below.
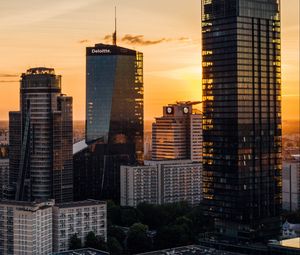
[121,160,202,207]
[53,200,107,253]
[0,200,54,255]
[282,155,300,211]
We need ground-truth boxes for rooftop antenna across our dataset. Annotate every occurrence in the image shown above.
[112,6,117,46]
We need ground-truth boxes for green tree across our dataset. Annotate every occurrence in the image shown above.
[108,225,126,244]
[69,233,82,250]
[137,203,168,229]
[85,231,108,251]
[127,223,152,254]
[155,225,190,250]
[121,207,140,227]
[107,237,123,255]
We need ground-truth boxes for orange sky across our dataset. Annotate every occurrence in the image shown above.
[0,0,298,121]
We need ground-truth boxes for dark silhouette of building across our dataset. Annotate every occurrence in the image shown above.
[202,0,282,241]
[8,67,73,203]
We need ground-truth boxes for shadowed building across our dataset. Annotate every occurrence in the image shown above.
[202,0,282,240]
[8,67,73,203]
[82,43,143,202]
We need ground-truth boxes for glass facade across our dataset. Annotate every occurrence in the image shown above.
[202,0,282,240]
[84,44,144,201]
[8,67,73,202]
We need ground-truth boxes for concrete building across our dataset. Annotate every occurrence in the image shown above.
[8,67,73,203]
[282,155,300,211]
[120,160,202,207]
[0,200,54,255]
[53,200,107,253]
[0,158,9,199]
[152,102,202,162]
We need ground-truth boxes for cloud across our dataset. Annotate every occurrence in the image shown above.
[0,73,18,78]
[0,80,18,83]
[78,39,90,44]
[103,34,191,46]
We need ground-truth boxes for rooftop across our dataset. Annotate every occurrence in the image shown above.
[52,248,109,255]
[55,199,106,209]
[137,245,244,255]
[73,139,88,155]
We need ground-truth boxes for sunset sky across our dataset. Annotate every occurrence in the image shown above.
[0,0,299,121]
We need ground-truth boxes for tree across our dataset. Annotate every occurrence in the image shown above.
[137,203,168,229]
[108,225,126,244]
[85,231,108,251]
[107,237,123,255]
[155,225,190,250]
[121,207,140,227]
[127,223,152,254]
[69,233,82,250]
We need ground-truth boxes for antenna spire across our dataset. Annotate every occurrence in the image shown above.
[113,6,117,46]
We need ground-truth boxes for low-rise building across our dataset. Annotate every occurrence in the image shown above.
[53,200,107,252]
[121,160,202,207]
[282,155,300,211]
[0,200,54,255]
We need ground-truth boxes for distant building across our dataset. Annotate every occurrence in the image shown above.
[282,155,300,211]
[52,200,107,253]
[152,102,202,162]
[0,158,9,199]
[8,67,73,203]
[120,160,202,207]
[0,200,54,255]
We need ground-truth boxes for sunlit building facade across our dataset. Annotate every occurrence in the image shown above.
[84,44,143,201]
[8,68,73,203]
[152,102,202,162]
[202,0,282,240]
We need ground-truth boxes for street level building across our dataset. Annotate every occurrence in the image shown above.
[0,200,54,255]
[52,200,107,253]
[120,160,202,207]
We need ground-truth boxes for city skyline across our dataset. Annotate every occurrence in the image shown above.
[0,0,299,121]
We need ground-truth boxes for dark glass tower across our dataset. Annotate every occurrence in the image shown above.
[202,0,282,240]
[84,43,143,201]
[8,67,73,203]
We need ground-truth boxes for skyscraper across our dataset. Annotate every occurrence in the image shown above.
[202,0,282,240]
[152,102,202,162]
[84,43,143,201]
[8,67,73,203]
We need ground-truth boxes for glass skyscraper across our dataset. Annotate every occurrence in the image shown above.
[84,43,143,201]
[8,67,73,203]
[202,0,282,240]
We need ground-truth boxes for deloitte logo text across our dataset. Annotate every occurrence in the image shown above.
[91,49,112,54]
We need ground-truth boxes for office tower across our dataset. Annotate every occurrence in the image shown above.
[282,155,300,212]
[120,160,202,207]
[83,43,143,201]
[0,200,54,255]
[202,0,282,240]
[8,67,73,203]
[52,200,107,252]
[152,102,202,162]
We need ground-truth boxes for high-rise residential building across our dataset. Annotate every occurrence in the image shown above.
[202,0,282,240]
[120,160,202,207]
[8,67,73,203]
[83,43,143,201]
[152,102,202,162]
[282,155,300,212]
[52,200,107,252]
[0,200,54,255]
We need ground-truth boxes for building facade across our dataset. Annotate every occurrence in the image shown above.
[120,160,202,207]
[152,102,202,162]
[282,155,300,211]
[202,0,282,240]
[0,158,9,199]
[52,200,107,252]
[0,200,54,255]
[82,43,144,202]
[8,67,73,203]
